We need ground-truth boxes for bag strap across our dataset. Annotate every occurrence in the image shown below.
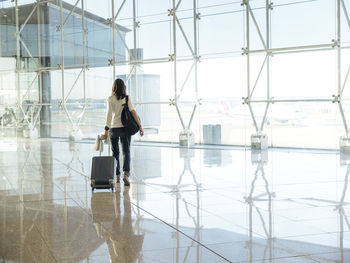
[125,95,129,110]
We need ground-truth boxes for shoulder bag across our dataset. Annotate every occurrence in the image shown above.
[121,96,140,135]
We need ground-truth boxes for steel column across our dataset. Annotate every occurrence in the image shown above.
[112,0,116,78]
[132,0,138,104]
[172,0,177,101]
[338,0,341,96]
[59,0,66,116]
[77,0,86,127]
[15,0,21,117]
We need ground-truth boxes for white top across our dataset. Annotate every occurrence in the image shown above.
[105,95,135,129]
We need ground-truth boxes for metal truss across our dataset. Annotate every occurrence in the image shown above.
[168,0,200,141]
[242,0,350,147]
[13,0,44,136]
[5,0,350,148]
[111,0,201,143]
[56,0,87,136]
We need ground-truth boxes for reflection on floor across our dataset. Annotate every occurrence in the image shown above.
[0,138,349,263]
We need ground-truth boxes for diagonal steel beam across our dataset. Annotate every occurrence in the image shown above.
[341,0,350,31]
[32,105,42,127]
[64,68,84,102]
[341,63,350,95]
[187,103,197,130]
[175,0,183,11]
[114,0,127,21]
[338,101,349,136]
[248,3,267,49]
[126,65,136,83]
[76,106,86,127]
[62,103,75,127]
[19,4,37,35]
[114,25,132,60]
[260,102,270,132]
[177,62,195,101]
[62,0,80,28]
[175,103,186,130]
[250,55,268,98]
[19,38,39,68]
[19,105,31,126]
[248,103,259,132]
[175,16,195,57]
[22,73,39,100]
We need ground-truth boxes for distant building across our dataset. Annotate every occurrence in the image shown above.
[0,0,129,67]
[0,0,130,137]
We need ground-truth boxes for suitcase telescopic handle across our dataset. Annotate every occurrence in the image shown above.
[99,134,111,156]
[107,137,111,156]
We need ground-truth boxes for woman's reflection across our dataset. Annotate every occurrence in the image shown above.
[91,188,144,263]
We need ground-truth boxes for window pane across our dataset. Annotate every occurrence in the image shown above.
[199,3,244,56]
[271,0,335,48]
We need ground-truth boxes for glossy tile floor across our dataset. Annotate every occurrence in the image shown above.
[1,138,350,263]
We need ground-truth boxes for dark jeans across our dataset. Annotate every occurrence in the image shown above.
[109,128,131,177]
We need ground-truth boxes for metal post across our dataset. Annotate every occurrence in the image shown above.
[36,1,44,137]
[111,0,116,78]
[37,1,42,104]
[0,6,2,57]
[337,0,350,141]
[40,0,52,141]
[59,0,65,110]
[338,102,349,135]
[183,0,199,132]
[58,1,76,131]
[132,0,138,106]
[193,0,199,127]
[246,0,250,98]
[258,0,271,133]
[337,0,341,96]
[15,0,21,131]
[266,0,270,100]
[78,0,87,126]
[246,0,260,134]
[172,0,177,101]
[133,0,137,59]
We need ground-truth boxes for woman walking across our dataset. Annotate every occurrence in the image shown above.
[104,78,144,186]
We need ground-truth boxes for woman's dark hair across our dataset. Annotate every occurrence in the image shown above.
[112,78,126,100]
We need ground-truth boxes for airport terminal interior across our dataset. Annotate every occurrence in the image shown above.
[1,0,350,262]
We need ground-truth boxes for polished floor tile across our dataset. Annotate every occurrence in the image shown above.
[1,138,350,262]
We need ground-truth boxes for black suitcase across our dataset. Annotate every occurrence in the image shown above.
[91,136,116,192]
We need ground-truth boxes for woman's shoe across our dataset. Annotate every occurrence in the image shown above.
[123,172,130,186]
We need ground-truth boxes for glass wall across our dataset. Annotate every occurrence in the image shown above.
[0,0,349,150]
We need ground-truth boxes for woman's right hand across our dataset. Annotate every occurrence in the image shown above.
[139,127,144,136]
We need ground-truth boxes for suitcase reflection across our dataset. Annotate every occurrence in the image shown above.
[91,188,144,262]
